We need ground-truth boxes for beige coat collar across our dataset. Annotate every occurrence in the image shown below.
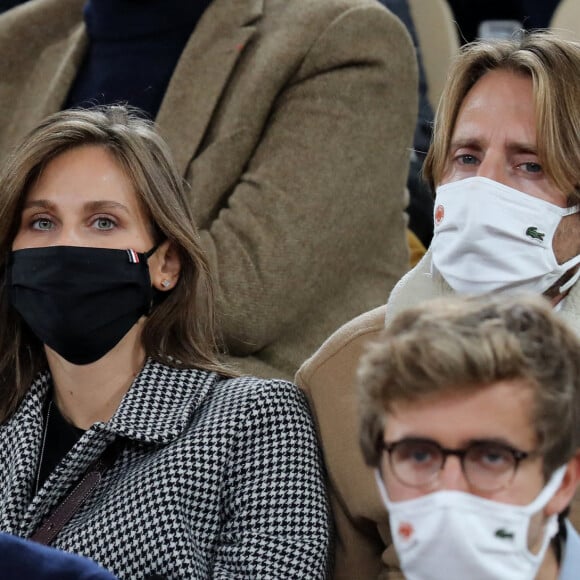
[386,247,580,335]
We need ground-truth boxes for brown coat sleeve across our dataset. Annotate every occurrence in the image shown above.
[296,305,404,579]
[188,1,418,378]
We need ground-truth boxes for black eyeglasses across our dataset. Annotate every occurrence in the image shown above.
[380,438,537,492]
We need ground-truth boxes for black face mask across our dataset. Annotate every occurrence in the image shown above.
[8,245,157,365]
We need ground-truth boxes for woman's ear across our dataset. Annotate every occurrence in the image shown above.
[544,452,580,517]
[149,240,181,292]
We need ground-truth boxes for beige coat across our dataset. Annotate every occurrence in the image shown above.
[297,247,580,578]
[0,0,418,380]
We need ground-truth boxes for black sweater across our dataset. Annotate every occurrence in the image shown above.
[66,0,212,119]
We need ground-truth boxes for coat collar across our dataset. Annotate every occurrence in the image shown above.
[386,247,580,337]
[6,359,219,537]
[385,247,453,325]
[104,358,219,444]
[25,358,219,445]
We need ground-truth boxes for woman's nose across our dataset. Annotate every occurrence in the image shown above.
[51,228,84,247]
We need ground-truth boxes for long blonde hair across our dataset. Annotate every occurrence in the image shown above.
[423,32,580,201]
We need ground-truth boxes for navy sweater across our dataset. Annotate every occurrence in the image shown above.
[66,0,212,119]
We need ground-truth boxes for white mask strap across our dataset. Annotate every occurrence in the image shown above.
[555,204,580,294]
[561,204,580,217]
[560,267,580,294]
[525,465,567,513]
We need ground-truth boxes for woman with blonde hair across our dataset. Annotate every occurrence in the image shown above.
[0,105,331,579]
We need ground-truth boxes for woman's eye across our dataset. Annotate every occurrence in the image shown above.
[94,217,116,230]
[31,218,54,231]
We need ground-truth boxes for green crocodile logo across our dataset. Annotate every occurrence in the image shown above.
[494,528,515,540]
[525,226,545,242]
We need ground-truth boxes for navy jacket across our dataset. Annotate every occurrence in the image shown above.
[0,532,117,579]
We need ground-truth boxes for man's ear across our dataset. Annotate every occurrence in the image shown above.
[149,241,181,292]
[544,451,580,517]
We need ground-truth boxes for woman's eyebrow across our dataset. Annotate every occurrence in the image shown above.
[22,200,132,214]
[83,200,131,214]
[22,199,57,210]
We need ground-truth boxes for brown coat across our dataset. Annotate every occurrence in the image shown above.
[0,0,418,380]
[297,249,580,578]
[297,304,399,580]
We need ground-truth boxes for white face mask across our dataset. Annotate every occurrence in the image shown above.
[375,466,567,580]
[431,177,580,296]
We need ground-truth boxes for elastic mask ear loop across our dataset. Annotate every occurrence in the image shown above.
[125,243,164,265]
[143,241,169,313]
[374,469,390,507]
[561,204,580,217]
[556,205,580,294]
[521,465,567,561]
[145,241,163,259]
[559,267,580,294]
[525,465,567,514]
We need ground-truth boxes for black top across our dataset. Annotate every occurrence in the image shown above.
[65,0,212,118]
[446,0,562,43]
[36,398,85,493]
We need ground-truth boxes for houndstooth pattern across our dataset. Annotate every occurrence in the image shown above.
[0,359,332,579]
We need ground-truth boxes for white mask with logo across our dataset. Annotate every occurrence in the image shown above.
[431,177,580,296]
[375,466,566,580]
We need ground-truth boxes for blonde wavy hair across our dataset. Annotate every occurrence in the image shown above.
[423,32,580,202]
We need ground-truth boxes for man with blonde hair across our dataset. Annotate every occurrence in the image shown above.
[297,31,580,577]
[359,293,580,579]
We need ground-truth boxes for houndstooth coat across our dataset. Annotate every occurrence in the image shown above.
[0,359,332,579]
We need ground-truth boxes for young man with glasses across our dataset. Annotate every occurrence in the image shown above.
[358,293,580,579]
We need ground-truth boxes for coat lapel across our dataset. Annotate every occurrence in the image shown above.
[155,0,264,176]
[103,359,218,444]
[0,360,217,536]
[9,25,86,151]
[31,25,87,124]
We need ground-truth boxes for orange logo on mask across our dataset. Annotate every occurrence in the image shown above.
[398,522,414,540]
[435,204,444,225]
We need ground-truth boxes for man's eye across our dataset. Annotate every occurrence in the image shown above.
[481,452,508,465]
[469,445,513,472]
[32,218,54,231]
[520,162,542,174]
[397,443,438,466]
[457,154,478,165]
[410,450,433,464]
